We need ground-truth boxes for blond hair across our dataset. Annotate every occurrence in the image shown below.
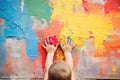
[48,61,71,80]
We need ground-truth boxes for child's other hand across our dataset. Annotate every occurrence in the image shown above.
[43,40,58,53]
[61,41,75,53]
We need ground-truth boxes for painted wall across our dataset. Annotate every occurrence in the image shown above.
[0,0,120,79]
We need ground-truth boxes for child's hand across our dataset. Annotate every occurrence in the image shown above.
[43,40,58,53]
[61,41,75,53]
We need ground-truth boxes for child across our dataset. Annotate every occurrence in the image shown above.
[43,39,75,80]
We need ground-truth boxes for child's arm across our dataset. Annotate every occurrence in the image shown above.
[61,41,75,80]
[43,40,58,80]
[62,43,73,69]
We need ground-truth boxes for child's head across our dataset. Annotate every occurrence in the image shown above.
[48,61,71,80]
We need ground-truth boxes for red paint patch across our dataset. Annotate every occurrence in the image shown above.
[104,0,120,14]
[38,41,47,69]
[82,0,89,14]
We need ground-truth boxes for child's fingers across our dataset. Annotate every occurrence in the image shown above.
[45,40,48,46]
[46,38,50,45]
[67,40,71,44]
[64,37,68,45]
[67,36,72,44]
[67,38,70,44]
[72,43,76,49]
[42,45,46,49]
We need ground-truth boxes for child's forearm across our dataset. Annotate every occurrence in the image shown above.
[45,52,54,70]
[64,52,75,80]
[64,52,73,70]
[44,52,54,80]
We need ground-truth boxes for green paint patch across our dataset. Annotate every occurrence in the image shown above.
[24,0,52,22]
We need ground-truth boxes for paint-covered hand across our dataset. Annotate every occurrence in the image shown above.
[61,42,75,54]
[43,40,58,53]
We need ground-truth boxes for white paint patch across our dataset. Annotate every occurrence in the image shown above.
[5,38,25,58]
[31,16,48,30]
[93,0,104,5]
[113,29,120,37]
[20,0,24,12]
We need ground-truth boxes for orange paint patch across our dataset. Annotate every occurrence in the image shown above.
[89,4,103,16]
[5,61,13,76]
[112,17,120,30]
[44,19,64,37]
[94,35,120,58]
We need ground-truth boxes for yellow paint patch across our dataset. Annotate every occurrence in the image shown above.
[112,65,117,74]
[51,0,112,49]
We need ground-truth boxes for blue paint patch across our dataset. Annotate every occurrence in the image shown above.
[25,30,38,61]
[4,19,24,39]
[0,0,39,61]
[22,7,38,61]
[67,36,72,43]
[0,0,15,20]
[3,0,24,39]
[91,64,99,74]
